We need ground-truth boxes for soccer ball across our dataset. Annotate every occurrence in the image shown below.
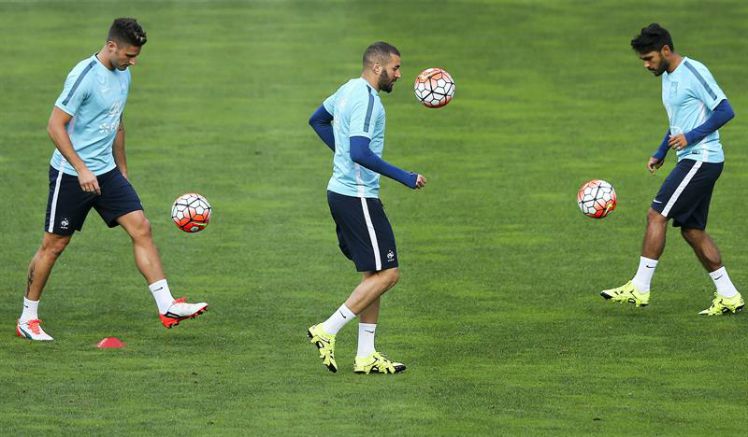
[414,67,455,108]
[171,193,212,233]
[577,180,617,219]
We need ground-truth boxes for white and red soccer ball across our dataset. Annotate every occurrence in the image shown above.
[414,67,455,108]
[577,180,617,219]
[172,193,212,233]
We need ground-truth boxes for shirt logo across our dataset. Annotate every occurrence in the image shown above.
[97,73,110,95]
[99,101,123,134]
[669,81,679,97]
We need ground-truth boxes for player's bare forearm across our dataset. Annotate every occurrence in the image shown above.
[48,106,100,194]
[113,122,128,178]
[47,108,88,174]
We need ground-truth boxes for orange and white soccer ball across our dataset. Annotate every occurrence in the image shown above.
[414,67,455,108]
[172,193,212,233]
[577,180,617,219]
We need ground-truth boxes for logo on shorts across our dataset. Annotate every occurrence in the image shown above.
[60,218,70,230]
[387,250,395,262]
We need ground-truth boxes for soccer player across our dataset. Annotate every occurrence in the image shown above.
[17,18,208,341]
[307,42,426,374]
[601,24,742,315]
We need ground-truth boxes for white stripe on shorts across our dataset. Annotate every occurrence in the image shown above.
[662,160,702,217]
[360,197,382,271]
[47,168,64,232]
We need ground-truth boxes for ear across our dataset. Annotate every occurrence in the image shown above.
[661,45,672,57]
[105,40,118,51]
[371,62,382,75]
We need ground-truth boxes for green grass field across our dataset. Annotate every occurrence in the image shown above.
[2,0,748,434]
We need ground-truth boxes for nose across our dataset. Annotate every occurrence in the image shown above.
[129,58,137,66]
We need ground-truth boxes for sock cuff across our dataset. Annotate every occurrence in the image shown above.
[640,256,659,266]
[339,304,356,319]
[148,279,168,293]
[359,323,377,329]
[709,266,727,279]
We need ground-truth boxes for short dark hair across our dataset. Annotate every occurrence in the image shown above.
[363,41,400,67]
[631,23,673,53]
[108,18,147,47]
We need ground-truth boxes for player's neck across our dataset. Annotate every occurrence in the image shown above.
[361,74,380,92]
[95,49,115,71]
[666,54,683,73]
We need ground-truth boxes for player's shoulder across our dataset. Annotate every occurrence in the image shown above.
[342,78,374,98]
[682,57,714,78]
[335,78,375,108]
[65,54,99,81]
[354,79,381,108]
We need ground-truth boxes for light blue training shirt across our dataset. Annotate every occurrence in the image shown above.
[662,57,727,163]
[323,77,386,198]
[51,54,131,176]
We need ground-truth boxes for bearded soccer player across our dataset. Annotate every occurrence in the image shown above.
[18,18,208,341]
[601,24,742,315]
[307,42,427,374]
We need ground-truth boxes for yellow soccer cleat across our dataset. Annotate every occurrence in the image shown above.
[699,292,744,316]
[600,280,650,307]
[307,324,338,373]
[354,351,406,374]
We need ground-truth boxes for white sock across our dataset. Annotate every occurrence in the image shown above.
[357,323,377,358]
[149,279,175,313]
[710,267,739,298]
[321,304,355,335]
[20,297,39,323]
[631,256,658,293]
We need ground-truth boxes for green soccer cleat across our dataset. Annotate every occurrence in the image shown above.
[600,280,650,307]
[307,324,338,373]
[699,292,744,316]
[354,351,406,374]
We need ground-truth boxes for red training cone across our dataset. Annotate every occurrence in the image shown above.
[97,337,125,349]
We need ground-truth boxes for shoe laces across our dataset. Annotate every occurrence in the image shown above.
[373,352,393,364]
[25,319,43,334]
[372,353,397,372]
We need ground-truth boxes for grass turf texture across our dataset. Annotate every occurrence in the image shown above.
[2,0,748,434]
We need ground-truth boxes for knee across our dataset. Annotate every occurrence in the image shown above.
[130,217,153,240]
[681,227,701,243]
[41,236,70,258]
[647,208,666,225]
[381,268,400,290]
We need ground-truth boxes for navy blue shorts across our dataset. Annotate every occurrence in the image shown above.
[45,166,143,235]
[651,159,723,230]
[327,191,398,272]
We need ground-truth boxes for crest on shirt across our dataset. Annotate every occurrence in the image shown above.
[96,73,110,95]
[669,81,679,97]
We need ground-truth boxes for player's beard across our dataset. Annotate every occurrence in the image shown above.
[652,58,669,76]
[114,59,129,71]
[378,70,396,93]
